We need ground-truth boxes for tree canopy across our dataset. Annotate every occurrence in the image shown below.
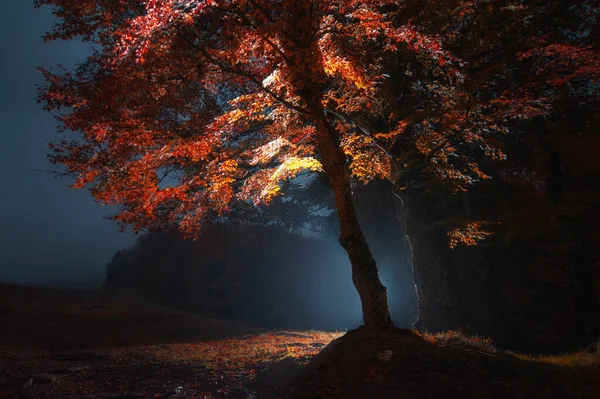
[37,0,486,231]
[37,0,600,327]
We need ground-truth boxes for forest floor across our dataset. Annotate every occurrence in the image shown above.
[0,283,598,399]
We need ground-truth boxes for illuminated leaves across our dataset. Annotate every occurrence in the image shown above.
[41,0,437,236]
[447,221,496,249]
[490,92,551,121]
[4,329,342,398]
[374,119,410,142]
[249,137,294,166]
[320,36,371,91]
[239,157,323,205]
[342,133,391,184]
[148,331,342,368]
[115,0,210,64]
[37,0,597,247]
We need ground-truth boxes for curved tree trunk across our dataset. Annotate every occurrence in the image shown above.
[312,115,393,328]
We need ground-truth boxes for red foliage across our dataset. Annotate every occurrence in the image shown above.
[36,0,599,248]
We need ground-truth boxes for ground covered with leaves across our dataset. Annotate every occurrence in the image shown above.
[1,284,598,399]
[1,331,342,398]
[0,284,341,398]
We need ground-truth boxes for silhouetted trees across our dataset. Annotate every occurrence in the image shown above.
[105,180,417,330]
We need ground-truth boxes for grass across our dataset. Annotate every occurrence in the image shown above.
[416,328,600,371]
[291,327,600,399]
[0,283,256,350]
[416,329,498,353]
[512,348,600,368]
[416,329,599,369]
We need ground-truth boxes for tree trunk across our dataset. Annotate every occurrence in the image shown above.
[312,115,393,328]
[391,187,420,328]
[394,185,468,333]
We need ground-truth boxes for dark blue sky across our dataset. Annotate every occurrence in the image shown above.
[0,1,134,287]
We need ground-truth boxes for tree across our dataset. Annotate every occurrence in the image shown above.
[374,0,600,348]
[37,1,596,329]
[35,0,444,328]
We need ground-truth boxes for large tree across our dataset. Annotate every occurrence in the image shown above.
[376,0,600,348]
[35,0,558,327]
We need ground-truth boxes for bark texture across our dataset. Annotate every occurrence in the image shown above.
[314,116,393,328]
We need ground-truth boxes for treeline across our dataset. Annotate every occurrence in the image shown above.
[104,224,416,331]
[105,181,418,331]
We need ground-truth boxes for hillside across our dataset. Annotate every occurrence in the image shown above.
[0,283,256,350]
[288,327,600,399]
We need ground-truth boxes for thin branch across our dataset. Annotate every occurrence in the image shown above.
[194,45,310,116]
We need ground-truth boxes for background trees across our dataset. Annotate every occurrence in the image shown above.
[380,0,600,351]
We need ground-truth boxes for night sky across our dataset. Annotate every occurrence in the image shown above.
[0,1,134,287]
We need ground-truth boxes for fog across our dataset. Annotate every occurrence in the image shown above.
[0,2,417,331]
[0,1,134,287]
[104,206,417,331]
